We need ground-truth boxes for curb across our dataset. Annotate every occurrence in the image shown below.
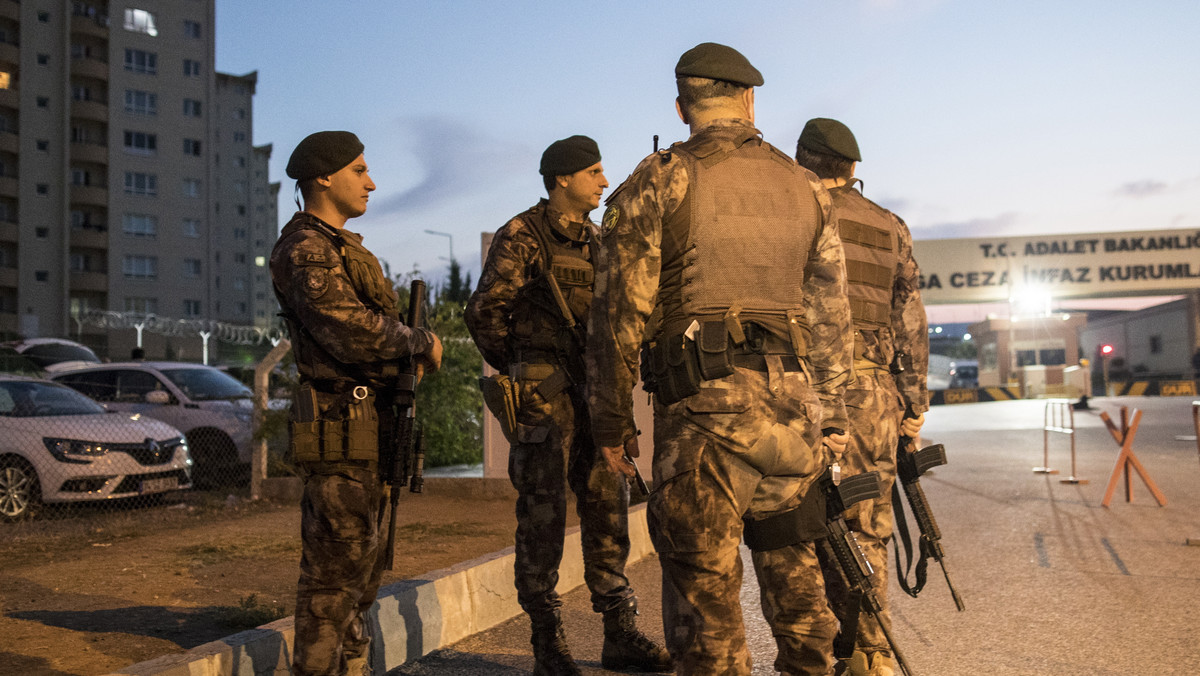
[110,503,653,676]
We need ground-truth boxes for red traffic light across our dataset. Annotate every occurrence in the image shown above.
[1100,344,1114,356]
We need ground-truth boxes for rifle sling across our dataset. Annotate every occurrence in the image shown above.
[891,481,931,598]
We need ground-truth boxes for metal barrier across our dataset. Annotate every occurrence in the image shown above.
[1038,399,1087,483]
[1189,401,1200,546]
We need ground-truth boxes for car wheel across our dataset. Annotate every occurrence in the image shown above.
[188,429,245,489]
[0,456,42,522]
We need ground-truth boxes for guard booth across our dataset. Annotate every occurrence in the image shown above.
[968,313,1088,397]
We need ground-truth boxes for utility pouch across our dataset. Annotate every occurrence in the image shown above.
[647,336,701,406]
[343,388,378,461]
[696,320,735,381]
[290,383,322,463]
[479,374,519,444]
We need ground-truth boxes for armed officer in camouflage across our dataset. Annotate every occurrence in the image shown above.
[796,119,929,676]
[270,131,443,676]
[587,43,854,675]
[464,136,671,676]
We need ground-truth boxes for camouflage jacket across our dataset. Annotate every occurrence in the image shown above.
[465,200,594,373]
[827,181,930,415]
[586,119,853,447]
[270,211,433,384]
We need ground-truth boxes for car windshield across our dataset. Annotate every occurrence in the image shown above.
[160,368,253,401]
[19,343,101,368]
[0,380,106,417]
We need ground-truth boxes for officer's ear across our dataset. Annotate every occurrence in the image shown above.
[313,174,334,191]
[741,88,755,124]
[554,174,570,191]
[675,97,689,126]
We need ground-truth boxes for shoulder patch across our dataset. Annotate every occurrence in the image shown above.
[290,248,338,268]
[601,205,621,236]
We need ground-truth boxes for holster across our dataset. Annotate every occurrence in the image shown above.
[290,382,379,463]
[478,373,520,444]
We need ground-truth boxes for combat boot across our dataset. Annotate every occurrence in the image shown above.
[530,610,581,676]
[845,650,894,676]
[600,598,673,672]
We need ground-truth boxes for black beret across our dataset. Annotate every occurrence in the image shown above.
[286,131,365,181]
[798,118,862,162]
[539,135,601,177]
[674,42,763,87]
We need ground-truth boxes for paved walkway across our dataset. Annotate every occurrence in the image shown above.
[392,396,1200,676]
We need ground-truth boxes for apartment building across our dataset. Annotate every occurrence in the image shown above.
[0,0,278,360]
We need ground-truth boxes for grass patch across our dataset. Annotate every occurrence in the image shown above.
[214,594,289,631]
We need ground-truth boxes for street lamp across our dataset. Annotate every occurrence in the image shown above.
[424,229,454,262]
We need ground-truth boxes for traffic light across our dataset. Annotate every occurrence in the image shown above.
[1100,344,1114,356]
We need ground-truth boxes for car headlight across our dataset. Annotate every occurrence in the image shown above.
[44,437,109,464]
[233,409,253,423]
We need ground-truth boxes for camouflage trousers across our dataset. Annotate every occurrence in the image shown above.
[509,377,634,615]
[818,368,902,658]
[648,366,837,676]
[293,464,387,676]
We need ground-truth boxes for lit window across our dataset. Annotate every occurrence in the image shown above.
[123,9,158,37]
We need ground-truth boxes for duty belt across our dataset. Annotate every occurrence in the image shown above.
[508,362,558,380]
[732,353,804,372]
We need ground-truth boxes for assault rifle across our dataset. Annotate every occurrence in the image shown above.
[892,439,965,611]
[383,279,428,570]
[821,467,914,676]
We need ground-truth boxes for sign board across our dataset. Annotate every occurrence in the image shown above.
[912,228,1200,304]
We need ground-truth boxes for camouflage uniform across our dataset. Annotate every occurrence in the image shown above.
[816,180,929,664]
[271,211,434,676]
[587,119,854,675]
[465,200,635,618]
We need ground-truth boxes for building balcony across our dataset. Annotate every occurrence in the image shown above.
[0,41,18,66]
[70,13,111,39]
[70,99,108,123]
[0,1,18,22]
[0,221,15,242]
[70,270,109,293]
[0,175,16,198]
[70,225,108,249]
[0,266,17,288]
[0,132,16,154]
[70,57,109,81]
[70,141,108,164]
[70,184,107,206]
[0,87,17,111]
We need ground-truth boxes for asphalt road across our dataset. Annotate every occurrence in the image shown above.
[392,395,1200,675]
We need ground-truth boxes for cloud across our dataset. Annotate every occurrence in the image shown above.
[1113,179,1169,198]
[367,116,530,217]
[911,211,1021,239]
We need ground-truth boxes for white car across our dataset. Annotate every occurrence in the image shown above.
[50,362,255,487]
[0,375,191,521]
[4,337,101,370]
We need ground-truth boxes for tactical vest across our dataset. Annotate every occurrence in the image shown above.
[275,214,401,387]
[658,128,821,347]
[827,182,900,332]
[506,203,593,369]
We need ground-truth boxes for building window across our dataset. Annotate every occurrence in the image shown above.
[233,227,247,239]
[36,184,50,196]
[1149,335,1162,355]
[236,156,246,167]
[72,85,92,101]
[124,90,158,115]
[182,219,201,237]
[123,255,158,280]
[233,108,246,120]
[36,96,50,108]
[182,98,202,117]
[236,205,246,216]
[37,54,50,66]
[183,299,202,317]
[36,228,49,238]
[233,131,246,143]
[237,302,247,314]
[71,168,91,186]
[233,278,246,291]
[123,130,157,155]
[234,253,247,264]
[182,179,201,198]
[36,140,49,151]
[122,213,158,238]
[183,59,201,77]
[35,271,49,282]
[123,9,158,36]
[183,20,201,39]
[38,11,51,22]
[183,258,202,277]
[124,49,158,74]
[124,172,158,196]
[183,138,202,156]
[124,297,158,314]
[254,256,266,267]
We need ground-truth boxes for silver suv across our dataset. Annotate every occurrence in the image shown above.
[50,361,253,487]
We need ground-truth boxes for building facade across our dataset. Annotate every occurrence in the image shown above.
[0,0,277,360]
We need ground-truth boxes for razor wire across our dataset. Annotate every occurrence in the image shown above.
[71,309,287,346]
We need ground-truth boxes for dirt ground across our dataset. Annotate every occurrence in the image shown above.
[0,478,550,676]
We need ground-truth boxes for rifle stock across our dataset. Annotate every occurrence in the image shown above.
[894,439,965,611]
[384,279,427,571]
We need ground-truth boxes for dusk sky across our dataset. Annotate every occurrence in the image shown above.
[214,1,1200,292]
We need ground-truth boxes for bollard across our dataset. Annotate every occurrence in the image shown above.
[1188,402,1200,546]
[1036,400,1066,475]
